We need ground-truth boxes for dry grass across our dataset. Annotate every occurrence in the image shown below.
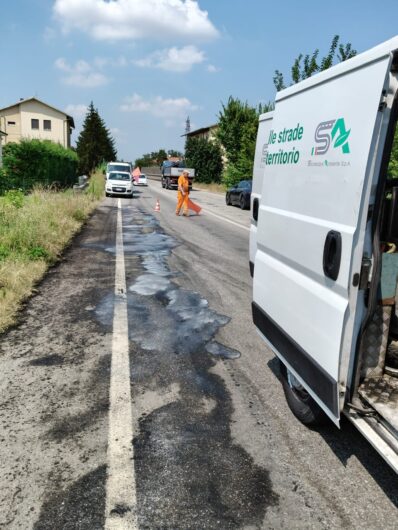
[0,171,104,333]
[193,182,226,194]
[0,260,46,332]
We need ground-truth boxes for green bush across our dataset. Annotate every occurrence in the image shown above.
[185,137,223,184]
[4,189,25,208]
[27,246,49,260]
[1,139,78,194]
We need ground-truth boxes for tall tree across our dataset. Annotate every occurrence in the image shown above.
[217,97,259,167]
[217,98,273,187]
[76,102,116,174]
[274,35,357,91]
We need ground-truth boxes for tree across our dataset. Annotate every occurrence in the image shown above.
[134,153,153,168]
[76,102,116,174]
[388,128,398,179]
[167,149,183,158]
[217,97,273,187]
[274,35,357,91]
[217,97,259,167]
[185,137,223,184]
[134,148,180,168]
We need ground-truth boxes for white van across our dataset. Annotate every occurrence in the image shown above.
[250,111,274,277]
[252,36,398,472]
[106,162,132,180]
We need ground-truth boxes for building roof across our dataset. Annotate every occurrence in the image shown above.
[0,97,75,128]
[183,123,218,137]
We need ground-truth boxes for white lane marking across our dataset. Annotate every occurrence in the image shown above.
[201,208,250,232]
[105,199,138,529]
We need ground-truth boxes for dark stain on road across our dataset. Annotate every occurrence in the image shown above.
[29,354,64,366]
[33,465,106,530]
[45,354,111,442]
[96,206,279,528]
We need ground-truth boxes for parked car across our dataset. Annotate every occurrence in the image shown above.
[105,171,133,198]
[226,180,252,209]
[133,173,148,186]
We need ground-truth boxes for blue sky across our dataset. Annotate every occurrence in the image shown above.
[1,0,398,163]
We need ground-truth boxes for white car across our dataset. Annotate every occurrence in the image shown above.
[133,173,148,186]
[105,171,133,198]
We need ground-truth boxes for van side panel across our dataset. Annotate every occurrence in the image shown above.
[253,56,392,422]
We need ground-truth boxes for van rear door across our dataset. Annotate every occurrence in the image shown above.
[253,43,398,424]
[250,112,274,273]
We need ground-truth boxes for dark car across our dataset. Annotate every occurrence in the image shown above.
[225,180,252,209]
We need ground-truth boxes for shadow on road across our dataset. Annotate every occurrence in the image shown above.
[267,357,398,508]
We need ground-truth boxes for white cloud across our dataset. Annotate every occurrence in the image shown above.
[207,64,219,73]
[93,56,128,69]
[64,104,88,119]
[120,93,198,125]
[55,58,108,87]
[53,0,218,42]
[135,45,205,72]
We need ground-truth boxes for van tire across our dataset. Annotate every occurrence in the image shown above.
[280,362,325,425]
[240,195,246,209]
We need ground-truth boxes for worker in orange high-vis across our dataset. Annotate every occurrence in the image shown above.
[175,170,190,216]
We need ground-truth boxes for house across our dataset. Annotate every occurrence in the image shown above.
[0,130,7,167]
[184,123,219,142]
[0,97,75,149]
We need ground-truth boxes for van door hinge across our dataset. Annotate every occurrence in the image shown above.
[359,257,372,289]
[378,90,387,111]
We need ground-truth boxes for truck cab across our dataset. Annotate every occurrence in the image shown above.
[252,36,398,473]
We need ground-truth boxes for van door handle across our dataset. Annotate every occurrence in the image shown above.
[323,230,342,281]
[252,198,259,221]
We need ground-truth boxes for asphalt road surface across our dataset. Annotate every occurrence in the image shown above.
[0,180,397,529]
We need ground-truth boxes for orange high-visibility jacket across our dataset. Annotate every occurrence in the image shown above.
[178,174,189,194]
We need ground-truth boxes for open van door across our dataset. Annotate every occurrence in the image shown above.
[253,41,398,425]
[250,112,274,276]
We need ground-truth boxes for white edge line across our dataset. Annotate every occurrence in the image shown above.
[201,208,250,231]
[105,198,138,530]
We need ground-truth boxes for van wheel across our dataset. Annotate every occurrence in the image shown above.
[226,193,231,205]
[280,362,325,425]
[239,195,246,209]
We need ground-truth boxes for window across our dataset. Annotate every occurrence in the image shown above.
[43,120,51,131]
[7,121,16,126]
[31,119,39,130]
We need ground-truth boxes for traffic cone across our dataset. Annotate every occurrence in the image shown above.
[154,198,160,212]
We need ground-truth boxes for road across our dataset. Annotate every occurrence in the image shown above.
[0,179,397,529]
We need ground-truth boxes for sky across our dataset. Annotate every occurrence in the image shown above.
[1,0,398,163]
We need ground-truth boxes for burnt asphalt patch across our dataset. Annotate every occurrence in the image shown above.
[95,205,278,528]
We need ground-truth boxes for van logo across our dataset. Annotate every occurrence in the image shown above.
[312,118,351,155]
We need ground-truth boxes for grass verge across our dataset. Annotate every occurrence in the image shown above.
[193,182,226,194]
[0,171,104,333]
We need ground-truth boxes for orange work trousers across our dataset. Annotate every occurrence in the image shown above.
[176,191,189,214]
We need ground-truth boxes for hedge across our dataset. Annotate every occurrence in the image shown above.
[0,139,78,194]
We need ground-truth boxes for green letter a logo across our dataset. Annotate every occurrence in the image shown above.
[331,118,350,154]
